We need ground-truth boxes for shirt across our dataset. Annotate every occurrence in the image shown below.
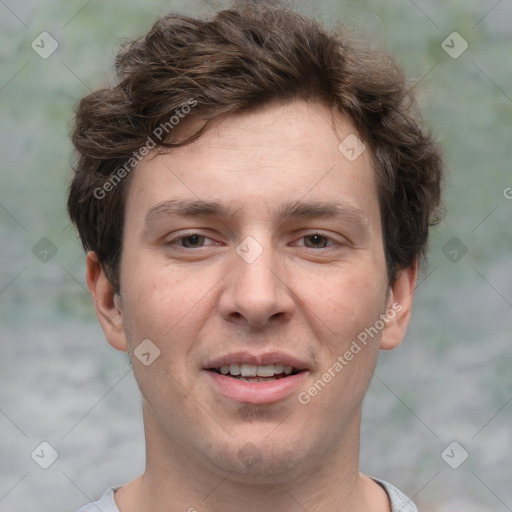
[76,478,418,511]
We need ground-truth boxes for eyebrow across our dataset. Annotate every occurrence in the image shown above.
[144,198,369,229]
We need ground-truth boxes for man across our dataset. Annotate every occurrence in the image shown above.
[68,2,444,511]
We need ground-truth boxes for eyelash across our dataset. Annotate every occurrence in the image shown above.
[166,232,340,250]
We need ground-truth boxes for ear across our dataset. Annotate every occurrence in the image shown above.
[85,251,128,352]
[379,261,418,351]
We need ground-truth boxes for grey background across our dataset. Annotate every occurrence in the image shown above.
[1,0,511,511]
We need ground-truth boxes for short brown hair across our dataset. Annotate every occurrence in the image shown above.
[67,2,444,293]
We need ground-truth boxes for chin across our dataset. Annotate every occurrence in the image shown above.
[205,433,313,483]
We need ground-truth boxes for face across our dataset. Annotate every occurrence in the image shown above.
[88,100,415,482]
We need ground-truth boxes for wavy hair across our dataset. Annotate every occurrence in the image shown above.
[68,2,444,292]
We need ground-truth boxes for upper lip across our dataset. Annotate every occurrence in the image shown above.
[205,351,309,371]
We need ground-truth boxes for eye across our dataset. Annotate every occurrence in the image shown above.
[167,233,214,249]
[166,232,340,251]
[300,233,335,249]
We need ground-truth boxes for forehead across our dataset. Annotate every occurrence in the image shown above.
[124,100,379,228]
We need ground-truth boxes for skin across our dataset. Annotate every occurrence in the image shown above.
[86,99,417,512]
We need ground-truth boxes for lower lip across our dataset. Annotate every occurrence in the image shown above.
[205,370,308,404]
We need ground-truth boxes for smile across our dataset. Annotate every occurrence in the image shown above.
[205,353,309,404]
[211,363,298,381]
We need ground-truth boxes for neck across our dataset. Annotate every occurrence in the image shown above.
[115,402,390,512]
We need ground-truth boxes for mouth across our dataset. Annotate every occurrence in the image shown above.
[209,363,301,382]
[204,353,309,404]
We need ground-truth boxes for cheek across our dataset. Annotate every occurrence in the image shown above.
[301,273,384,417]
[120,269,215,417]
[302,263,387,336]
[298,266,387,411]
[120,256,215,343]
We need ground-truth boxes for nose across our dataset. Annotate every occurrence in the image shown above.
[217,239,296,328]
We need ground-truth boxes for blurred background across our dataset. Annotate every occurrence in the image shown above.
[0,0,510,511]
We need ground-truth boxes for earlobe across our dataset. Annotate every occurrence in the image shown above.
[379,262,418,351]
[85,251,128,352]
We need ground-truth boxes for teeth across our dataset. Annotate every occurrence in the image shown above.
[240,364,257,377]
[238,377,279,382]
[256,365,275,377]
[216,363,297,377]
[229,364,241,376]
[273,364,284,374]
